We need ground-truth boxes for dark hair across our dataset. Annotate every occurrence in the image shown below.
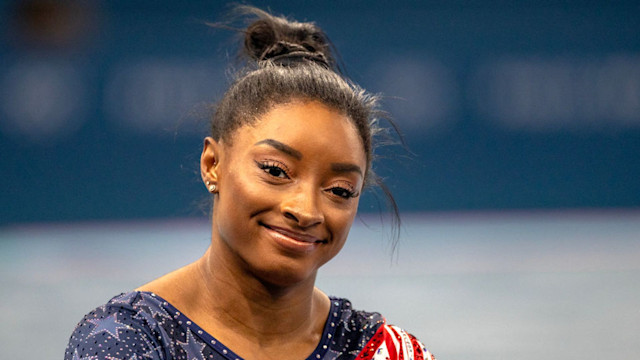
[210,6,401,248]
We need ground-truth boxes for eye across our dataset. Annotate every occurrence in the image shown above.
[329,187,358,199]
[256,160,290,179]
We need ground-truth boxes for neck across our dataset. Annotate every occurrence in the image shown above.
[194,245,327,340]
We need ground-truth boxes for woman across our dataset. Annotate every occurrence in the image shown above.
[65,7,435,360]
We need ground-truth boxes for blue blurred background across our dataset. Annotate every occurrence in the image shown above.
[1,0,639,223]
[1,1,639,359]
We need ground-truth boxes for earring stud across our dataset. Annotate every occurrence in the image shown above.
[205,181,217,193]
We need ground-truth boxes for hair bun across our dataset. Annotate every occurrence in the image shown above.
[242,8,333,68]
[244,19,277,59]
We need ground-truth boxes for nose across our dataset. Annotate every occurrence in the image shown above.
[281,184,324,228]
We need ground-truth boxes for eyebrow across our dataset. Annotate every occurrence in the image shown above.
[254,138,363,177]
[254,139,303,160]
[331,162,364,177]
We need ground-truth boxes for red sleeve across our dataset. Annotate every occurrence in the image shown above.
[356,324,436,360]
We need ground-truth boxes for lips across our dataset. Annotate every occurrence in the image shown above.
[260,222,327,245]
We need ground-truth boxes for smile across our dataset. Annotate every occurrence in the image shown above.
[260,223,328,252]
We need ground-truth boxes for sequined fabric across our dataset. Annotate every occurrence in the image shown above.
[65,291,434,360]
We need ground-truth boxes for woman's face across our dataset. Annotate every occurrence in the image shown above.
[202,100,367,287]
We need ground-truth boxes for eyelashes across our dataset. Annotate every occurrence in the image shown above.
[256,160,290,179]
[255,160,359,199]
[328,187,359,199]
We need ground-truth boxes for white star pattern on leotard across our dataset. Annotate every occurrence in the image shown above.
[178,329,206,360]
[87,313,133,341]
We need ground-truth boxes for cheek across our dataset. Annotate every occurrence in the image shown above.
[215,168,271,240]
[320,209,357,266]
[221,170,273,215]
[326,200,359,241]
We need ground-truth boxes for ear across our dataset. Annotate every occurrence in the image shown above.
[201,136,222,185]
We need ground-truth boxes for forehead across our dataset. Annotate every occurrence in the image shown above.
[231,101,366,165]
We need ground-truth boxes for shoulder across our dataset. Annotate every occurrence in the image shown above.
[361,323,436,360]
[330,298,436,360]
[64,291,175,360]
[329,297,384,350]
